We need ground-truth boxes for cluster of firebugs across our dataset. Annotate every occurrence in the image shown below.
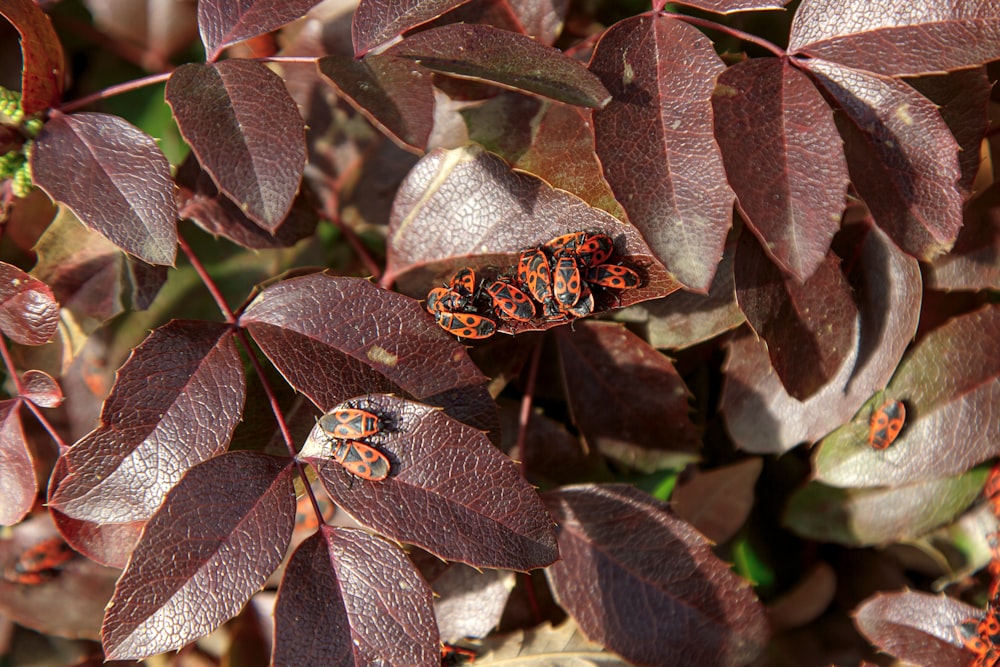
[425,231,641,339]
[958,464,1000,666]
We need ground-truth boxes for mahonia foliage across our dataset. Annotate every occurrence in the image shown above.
[0,0,998,665]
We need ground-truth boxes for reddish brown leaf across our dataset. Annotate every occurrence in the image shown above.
[474,620,626,663]
[0,401,33,526]
[735,234,857,400]
[426,563,513,642]
[590,14,733,292]
[175,155,318,250]
[544,485,768,666]
[815,304,1000,487]
[784,469,986,546]
[30,112,178,266]
[197,0,322,61]
[671,0,788,11]
[352,0,472,56]
[240,273,499,438]
[303,395,558,571]
[555,322,700,472]
[272,527,439,666]
[713,58,848,281]
[101,452,296,660]
[20,370,62,408]
[0,262,58,346]
[805,59,963,260]
[853,590,981,665]
[0,0,64,115]
[928,183,1000,291]
[316,53,435,152]
[166,60,306,231]
[384,145,679,331]
[789,0,1000,77]
[388,23,610,108]
[671,458,763,544]
[506,0,569,43]
[721,224,921,453]
[50,321,245,523]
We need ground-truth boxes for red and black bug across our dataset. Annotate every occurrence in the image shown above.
[3,537,75,585]
[486,279,534,322]
[868,399,905,450]
[426,286,470,314]
[441,644,477,666]
[436,311,496,340]
[330,438,390,481]
[551,251,583,310]
[517,248,559,316]
[544,231,588,253]
[319,408,382,440]
[585,264,641,289]
[450,267,477,299]
[575,234,614,267]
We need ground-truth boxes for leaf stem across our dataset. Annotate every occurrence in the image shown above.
[178,233,238,324]
[0,337,67,450]
[667,13,787,58]
[58,72,173,114]
[515,339,544,475]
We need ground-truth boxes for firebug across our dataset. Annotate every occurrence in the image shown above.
[517,248,556,313]
[551,251,583,310]
[436,311,496,339]
[319,408,382,440]
[450,267,477,299]
[868,399,905,450]
[544,231,588,253]
[3,537,75,585]
[330,439,390,481]
[486,279,534,322]
[585,264,641,289]
[426,286,469,314]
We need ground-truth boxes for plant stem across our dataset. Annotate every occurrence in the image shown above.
[58,72,173,114]
[668,13,787,57]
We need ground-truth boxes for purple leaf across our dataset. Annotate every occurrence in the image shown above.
[544,485,768,666]
[101,452,296,660]
[0,0,64,114]
[272,527,438,666]
[166,60,306,231]
[316,53,435,152]
[388,23,610,108]
[20,369,62,408]
[352,0,472,57]
[671,458,763,544]
[303,395,558,571]
[240,273,499,439]
[713,58,848,281]
[198,0,322,61]
[0,400,33,526]
[506,0,569,43]
[591,14,733,292]
[805,59,963,260]
[50,321,246,523]
[734,233,858,401]
[425,562,513,642]
[670,0,789,11]
[853,590,980,666]
[814,304,1000,487]
[0,262,58,345]
[384,145,680,328]
[30,112,178,266]
[555,321,700,471]
[721,224,921,453]
[928,184,1000,292]
[789,0,1000,77]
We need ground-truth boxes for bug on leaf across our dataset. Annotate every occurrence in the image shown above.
[450,267,477,299]
[517,248,557,314]
[575,233,614,267]
[436,311,496,340]
[426,286,470,314]
[486,279,534,322]
[441,644,477,665]
[585,264,641,289]
[868,399,905,450]
[319,408,382,440]
[551,251,583,310]
[544,231,588,253]
[331,439,390,481]
[3,537,75,585]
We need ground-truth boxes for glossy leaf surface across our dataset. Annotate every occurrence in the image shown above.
[0,261,58,345]
[198,0,322,61]
[0,0,64,114]
[352,0,471,56]
[0,400,33,526]
[20,369,62,408]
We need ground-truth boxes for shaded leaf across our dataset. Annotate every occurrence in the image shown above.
[272,526,438,666]
[20,369,62,408]
[30,112,178,266]
[476,620,629,665]
[304,395,558,571]
[734,234,857,401]
[384,145,679,329]
[766,562,837,633]
[175,155,318,250]
[721,224,921,453]
[85,0,199,63]
[0,0,64,114]
[166,60,306,230]
[388,23,610,108]
[0,400,33,526]
[805,59,963,260]
[671,458,763,544]
[713,58,848,281]
[590,14,733,292]
[102,452,296,660]
[789,0,1000,77]
[815,304,1000,487]
[317,53,435,152]
[427,562,514,642]
[0,261,58,345]
[506,0,569,44]
[198,0,322,61]
[51,321,245,523]
[928,183,1000,292]
[352,0,473,57]
[671,0,788,11]
[783,467,987,546]
[853,590,981,666]
[240,273,499,438]
[544,485,768,666]
[555,321,700,472]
